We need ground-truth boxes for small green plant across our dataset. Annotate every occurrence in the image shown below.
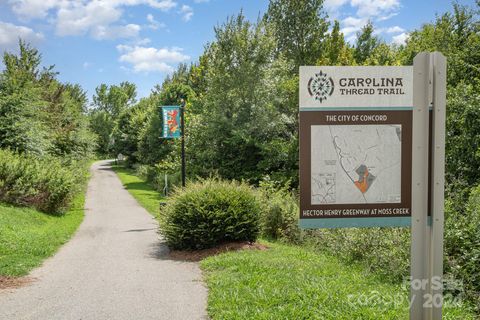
[159,178,261,250]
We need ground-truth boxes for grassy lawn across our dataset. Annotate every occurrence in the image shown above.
[111,165,165,218]
[110,167,476,319]
[0,190,86,277]
[201,242,476,320]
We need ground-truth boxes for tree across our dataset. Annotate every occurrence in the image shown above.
[318,20,355,66]
[90,82,137,155]
[0,41,95,158]
[112,98,151,165]
[365,43,400,66]
[400,4,480,87]
[266,0,329,68]
[445,82,480,200]
[0,41,50,155]
[354,22,380,64]
[184,13,300,183]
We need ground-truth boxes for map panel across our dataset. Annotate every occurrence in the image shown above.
[311,125,402,205]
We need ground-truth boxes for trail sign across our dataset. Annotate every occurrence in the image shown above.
[299,54,447,320]
[299,66,413,228]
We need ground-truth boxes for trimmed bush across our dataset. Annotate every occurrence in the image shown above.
[0,149,82,214]
[159,178,261,250]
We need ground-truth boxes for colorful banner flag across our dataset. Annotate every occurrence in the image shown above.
[162,106,181,139]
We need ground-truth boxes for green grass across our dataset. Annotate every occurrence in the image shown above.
[0,190,86,277]
[201,242,476,320]
[111,165,165,218]
[110,167,476,319]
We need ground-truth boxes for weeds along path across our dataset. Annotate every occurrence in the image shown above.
[0,160,207,320]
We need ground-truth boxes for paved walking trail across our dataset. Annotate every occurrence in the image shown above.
[0,160,208,320]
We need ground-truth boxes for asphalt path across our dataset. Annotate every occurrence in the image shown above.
[0,160,207,320]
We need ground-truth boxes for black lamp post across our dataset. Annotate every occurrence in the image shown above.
[180,98,186,187]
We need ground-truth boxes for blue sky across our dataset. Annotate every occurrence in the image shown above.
[0,0,476,100]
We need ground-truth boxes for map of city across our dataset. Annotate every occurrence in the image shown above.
[311,124,402,204]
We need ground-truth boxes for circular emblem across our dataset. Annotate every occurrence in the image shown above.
[308,71,334,103]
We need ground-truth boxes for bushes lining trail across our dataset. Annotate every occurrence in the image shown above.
[0,149,88,214]
[0,163,90,277]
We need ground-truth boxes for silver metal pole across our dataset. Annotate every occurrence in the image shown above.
[429,52,447,319]
[411,52,431,320]
[164,173,168,197]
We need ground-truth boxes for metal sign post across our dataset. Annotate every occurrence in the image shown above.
[180,99,186,187]
[298,52,446,319]
[429,52,446,320]
[410,52,430,319]
[411,52,446,320]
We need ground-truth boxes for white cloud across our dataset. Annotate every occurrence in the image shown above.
[350,0,400,19]
[338,0,402,43]
[392,32,408,45]
[146,13,166,30]
[144,0,177,10]
[346,35,357,44]
[340,16,368,37]
[324,0,349,11]
[9,0,60,20]
[180,5,193,22]
[83,62,91,69]
[117,44,189,73]
[136,37,152,45]
[147,13,155,22]
[386,26,404,33]
[324,0,349,19]
[8,0,177,40]
[92,24,141,40]
[377,12,399,21]
[55,2,122,37]
[0,21,44,51]
[374,25,405,35]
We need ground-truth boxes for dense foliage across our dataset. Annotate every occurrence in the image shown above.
[100,1,480,309]
[445,186,480,308]
[0,41,95,215]
[4,0,473,311]
[257,179,300,242]
[159,179,261,250]
[0,149,86,214]
[0,41,96,158]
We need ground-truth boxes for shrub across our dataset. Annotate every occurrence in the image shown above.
[135,163,182,195]
[445,187,480,311]
[307,228,410,282]
[0,149,81,214]
[257,178,300,243]
[135,164,157,183]
[159,178,261,250]
[153,171,182,195]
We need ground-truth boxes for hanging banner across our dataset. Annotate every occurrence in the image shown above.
[299,66,413,228]
[162,106,181,139]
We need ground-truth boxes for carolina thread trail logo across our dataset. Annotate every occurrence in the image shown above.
[308,71,334,103]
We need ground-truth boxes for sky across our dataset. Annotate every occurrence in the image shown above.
[0,0,477,100]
